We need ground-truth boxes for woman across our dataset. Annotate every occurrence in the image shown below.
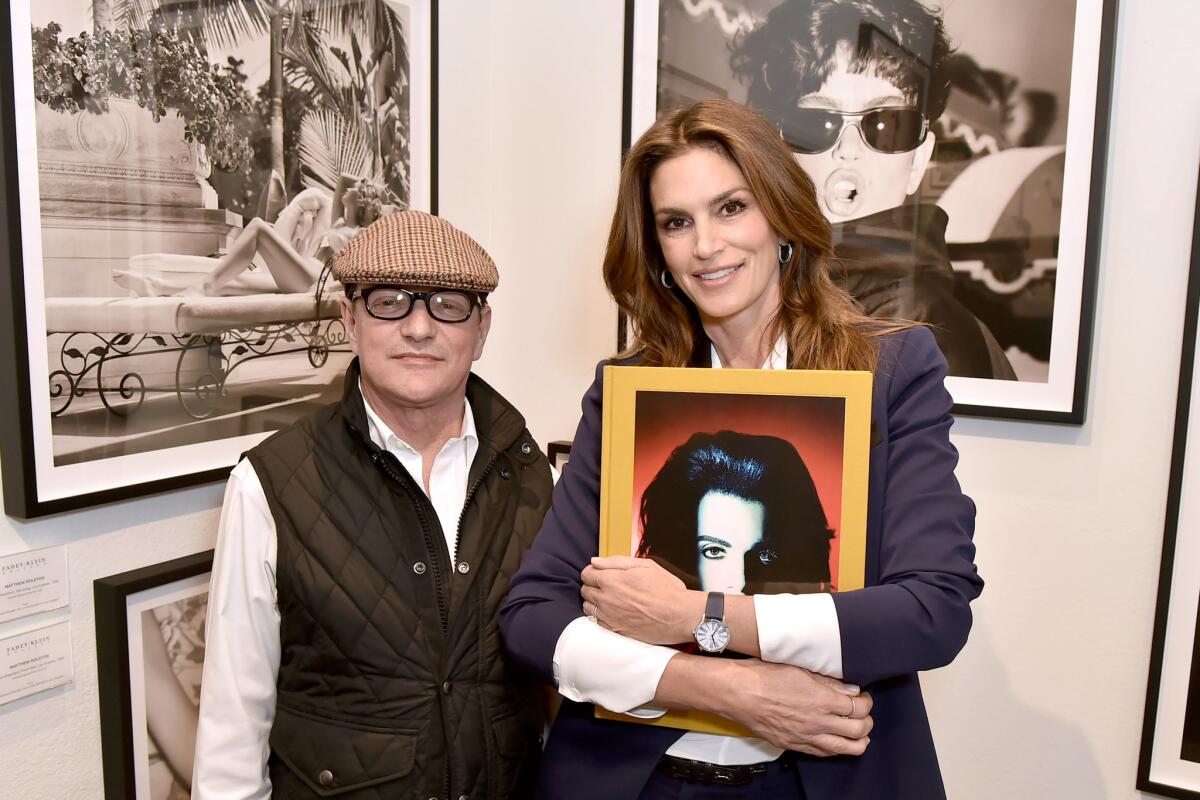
[499,99,982,799]
[729,0,1015,380]
[638,431,833,596]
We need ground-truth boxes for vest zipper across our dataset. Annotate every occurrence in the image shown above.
[454,453,499,562]
[371,433,511,800]
[356,422,510,800]
[374,451,452,637]
[451,452,500,800]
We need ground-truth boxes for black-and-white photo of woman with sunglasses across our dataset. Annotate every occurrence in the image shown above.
[731,0,1015,380]
[641,0,1086,385]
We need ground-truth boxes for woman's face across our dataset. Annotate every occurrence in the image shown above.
[649,147,783,330]
[790,57,936,223]
[695,490,765,595]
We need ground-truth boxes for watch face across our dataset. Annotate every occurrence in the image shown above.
[695,619,731,653]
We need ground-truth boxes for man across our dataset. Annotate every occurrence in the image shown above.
[193,211,552,799]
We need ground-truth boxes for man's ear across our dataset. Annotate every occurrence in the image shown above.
[473,304,492,361]
[340,295,360,356]
[906,129,937,196]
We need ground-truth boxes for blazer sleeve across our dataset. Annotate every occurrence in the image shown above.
[832,327,985,686]
[500,361,608,685]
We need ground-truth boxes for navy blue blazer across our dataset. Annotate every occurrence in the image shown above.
[499,327,984,799]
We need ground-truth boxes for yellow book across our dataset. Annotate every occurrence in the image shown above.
[596,365,872,736]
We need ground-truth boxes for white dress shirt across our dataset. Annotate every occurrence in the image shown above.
[192,392,478,799]
[551,337,844,765]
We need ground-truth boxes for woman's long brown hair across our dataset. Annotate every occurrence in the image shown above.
[604,98,906,372]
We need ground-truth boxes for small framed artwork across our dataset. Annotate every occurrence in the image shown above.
[95,550,213,800]
[0,0,437,517]
[1139,167,1200,799]
[547,440,573,473]
[596,365,871,734]
[621,0,1119,422]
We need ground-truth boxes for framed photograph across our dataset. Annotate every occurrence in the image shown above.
[596,365,871,734]
[95,550,213,800]
[0,0,436,517]
[1138,167,1200,799]
[547,440,573,473]
[621,0,1119,422]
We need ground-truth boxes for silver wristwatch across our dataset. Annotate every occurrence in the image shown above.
[693,591,730,653]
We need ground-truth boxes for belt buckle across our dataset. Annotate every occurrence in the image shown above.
[708,765,749,786]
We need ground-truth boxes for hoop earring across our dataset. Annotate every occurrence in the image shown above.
[778,242,794,264]
[661,270,675,289]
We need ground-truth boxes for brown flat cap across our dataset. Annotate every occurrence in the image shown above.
[332,210,499,292]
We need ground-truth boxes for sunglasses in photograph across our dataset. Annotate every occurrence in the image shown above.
[779,106,929,155]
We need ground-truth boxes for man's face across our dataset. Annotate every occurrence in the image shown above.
[790,57,936,223]
[340,285,491,414]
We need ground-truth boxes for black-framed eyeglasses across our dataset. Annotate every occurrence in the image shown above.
[352,286,483,323]
[779,106,929,155]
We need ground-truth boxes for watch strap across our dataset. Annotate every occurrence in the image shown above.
[704,591,725,622]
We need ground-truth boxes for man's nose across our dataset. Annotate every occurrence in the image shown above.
[398,302,437,340]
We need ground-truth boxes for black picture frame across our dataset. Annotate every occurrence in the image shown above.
[0,1,438,518]
[95,549,214,800]
[619,0,1119,423]
[547,439,572,472]
[1138,162,1200,798]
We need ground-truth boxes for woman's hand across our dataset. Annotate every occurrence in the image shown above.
[655,655,874,757]
[580,556,697,644]
[723,660,874,756]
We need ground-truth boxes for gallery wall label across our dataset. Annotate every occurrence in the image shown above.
[0,620,73,706]
[0,545,69,624]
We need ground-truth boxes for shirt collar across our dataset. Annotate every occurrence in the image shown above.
[710,335,787,370]
[359,381,477,455]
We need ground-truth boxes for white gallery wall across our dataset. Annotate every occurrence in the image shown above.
[0,0,1196,797]
[923,0,1200,792]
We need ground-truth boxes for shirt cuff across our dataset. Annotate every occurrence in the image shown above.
[552,616,676,716]
[753,592,843,678]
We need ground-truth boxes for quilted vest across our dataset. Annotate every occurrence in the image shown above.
[247,360,553,799]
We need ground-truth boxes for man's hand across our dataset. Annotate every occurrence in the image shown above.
[580,556,694,644]
[720,660,873,756]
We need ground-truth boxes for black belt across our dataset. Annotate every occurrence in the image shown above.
[654,753,791,786]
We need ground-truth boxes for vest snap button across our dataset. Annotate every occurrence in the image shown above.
[413,561,427,575]
[457,561,470,574]
[458,795,470,800]
[442,680,452,694]
[500,466,512,480]
[520,442,533,455]
[318,769,334,787]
